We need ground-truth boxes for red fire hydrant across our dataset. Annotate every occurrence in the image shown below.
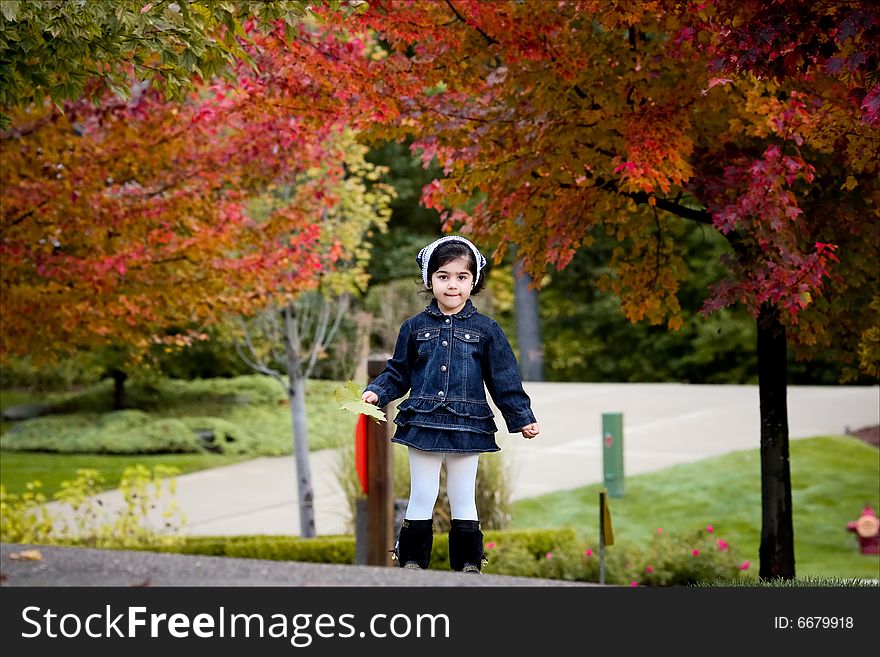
[846,505,880,555]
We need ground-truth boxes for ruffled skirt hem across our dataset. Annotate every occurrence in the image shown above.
[391,425,500,453]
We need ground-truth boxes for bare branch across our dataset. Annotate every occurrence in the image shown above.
[234,318,286,393]
[304,296,331,380]
[444,0,499,46]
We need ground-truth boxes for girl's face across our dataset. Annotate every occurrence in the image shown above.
[430,256,474,315]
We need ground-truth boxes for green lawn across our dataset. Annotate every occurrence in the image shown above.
[0,451,253,497]
[510,435,880,581]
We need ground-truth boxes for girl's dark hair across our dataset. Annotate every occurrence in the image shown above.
[422,240,486,295]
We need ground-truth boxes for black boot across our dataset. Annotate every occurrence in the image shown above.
[448,519,487,573]
[392,519,433,570]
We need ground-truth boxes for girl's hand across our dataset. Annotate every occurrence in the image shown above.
[362,390,379,405]
[519,423,540,439]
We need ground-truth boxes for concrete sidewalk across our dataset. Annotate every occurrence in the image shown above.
[46,383,880,538]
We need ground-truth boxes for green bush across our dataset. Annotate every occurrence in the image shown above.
[48,375,286,414]
[136,526,745,585]
[0,414,98,450]
[1,411,203,454]
[226,536,357,564]
[178,417,262,454]
[5,508,745,585]
[159,376,287,406]
[146,528,578,573]
[505,526,745,586]
[150,535,358,564]
[631,527,744,586]
[96,415,198,454]
[1,466,185,549]
[0,354,104,390]
[1,375,352,455]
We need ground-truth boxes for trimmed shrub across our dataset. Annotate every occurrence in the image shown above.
[0,414,98,451]
[157,376,287,407]
[49,375,287,414]
[225,536,357,564]
[179,417,262,454]
[130,524,745,586]
[150,535,358,564]
[0,411,202,454]
[2,375,349,455]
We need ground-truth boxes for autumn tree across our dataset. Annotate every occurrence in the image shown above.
[1,3,396,536]
[2,85,333,359]
[0,0,351,129]
[234,130,394,537]
[298,0,877,578]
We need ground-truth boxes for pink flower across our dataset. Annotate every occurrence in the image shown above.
[706,524,714,533]
[485,541,497,550]
[584,548,593,557]
[545,552,553,559]
[692,549,700,556]
[630,581,639,587]
[740,561,750,570]
[646,565,654,573]
[657,527,664,535]
[717,539,729,551]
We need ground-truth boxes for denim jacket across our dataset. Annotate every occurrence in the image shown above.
[365,299,537,438]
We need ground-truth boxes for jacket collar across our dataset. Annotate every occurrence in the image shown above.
[424,298,477,320]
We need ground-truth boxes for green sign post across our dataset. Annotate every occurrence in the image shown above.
[602,412,624,498]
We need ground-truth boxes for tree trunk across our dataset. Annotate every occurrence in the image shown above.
[513,257,544,381]
[284,305,316,537]
[108,368,129,410]
[756,303,795,579]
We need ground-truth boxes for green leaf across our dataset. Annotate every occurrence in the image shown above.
[1,0,20,22]
[334,380,385,422]
[181,48,197,73]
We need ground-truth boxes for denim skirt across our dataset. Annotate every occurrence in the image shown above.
[391,424,500,454]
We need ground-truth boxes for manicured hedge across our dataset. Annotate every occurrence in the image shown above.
[135,526,744,585]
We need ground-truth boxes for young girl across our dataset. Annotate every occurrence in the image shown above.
[362,235,540,573]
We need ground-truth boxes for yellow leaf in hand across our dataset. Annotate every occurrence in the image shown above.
[334,380,386,422]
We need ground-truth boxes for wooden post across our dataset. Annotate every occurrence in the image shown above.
[366,354,394,566]
[599,491,606,585]
[599,489,614,585]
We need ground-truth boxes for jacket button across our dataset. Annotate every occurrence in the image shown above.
[441,365,447,372]
[445,318,450,323]
[424,332,431,338]
[438,391,445,397]
[465,334,471,339]
[442,340,448,346]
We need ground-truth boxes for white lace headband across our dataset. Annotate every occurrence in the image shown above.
[416,236,487,286]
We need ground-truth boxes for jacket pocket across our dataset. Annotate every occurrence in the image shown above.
[416,327,441,355]
[453,328,482,355]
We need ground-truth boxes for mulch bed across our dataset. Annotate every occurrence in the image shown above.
[848,424,880,448]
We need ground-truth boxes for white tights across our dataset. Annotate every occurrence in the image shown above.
[404,448,479,521]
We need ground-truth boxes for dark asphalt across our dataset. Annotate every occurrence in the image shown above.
[0,543,599,587]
